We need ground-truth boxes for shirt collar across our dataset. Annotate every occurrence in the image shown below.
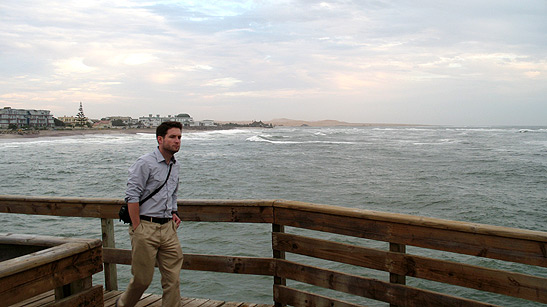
[153,147,177,164]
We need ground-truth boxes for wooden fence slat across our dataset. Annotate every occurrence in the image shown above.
[276,260,501,307]
[274,285,364,307]
[273,207,547,267]
[0,195,276,222]
[274,200,547,242]
[101,218,118,291]
[180,205,274,223]
[182,254,274,276]
[272,224,286,307]
[103,248,274,275]
[273,232,547,303]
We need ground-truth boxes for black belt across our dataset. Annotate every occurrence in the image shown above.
[140,215,172,224]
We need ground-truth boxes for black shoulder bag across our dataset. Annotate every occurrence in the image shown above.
[119,163,173,224]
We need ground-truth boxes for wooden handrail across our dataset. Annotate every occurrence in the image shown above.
[0,233,103,306]
[0,195,546,306]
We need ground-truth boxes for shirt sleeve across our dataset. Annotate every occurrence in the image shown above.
[125,157,150,204]
[171,165,179,212]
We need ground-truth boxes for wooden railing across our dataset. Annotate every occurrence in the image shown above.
[0,195,546,306]
[0,233,103,306]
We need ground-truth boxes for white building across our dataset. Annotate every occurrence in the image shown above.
[0,107,54,129]
[138,114,163,128]
[138,113,196,127]
[199,120,215,126]
[57,116,78,127]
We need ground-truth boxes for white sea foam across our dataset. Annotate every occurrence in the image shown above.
[182,129,253,140]
[246,135,357,145]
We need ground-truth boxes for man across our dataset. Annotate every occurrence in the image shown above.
[117,121,184,307]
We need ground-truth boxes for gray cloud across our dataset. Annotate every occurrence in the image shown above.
[0,0,545,125]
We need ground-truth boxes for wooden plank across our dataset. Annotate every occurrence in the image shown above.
[274,285,364,307]
[103,247,132,265]
[273,232,547,303]
[103,291,122,307]
[181,254,274,275]
[180,298,201,307]
[197,298,227,307]
[101,218,118,291]
[103,248,274,275]
[4,288,271,307]
[180,199,275,207]
[389,243,406,285]
[1,195,545,242]
[45,285,103,307]
[0,246,102,306]
[0,242,95,277]
[276,260,500,307]
[180,205,273,223]
[135,293,162,306]
[10,290,54,307]
[0,233,102,249]
[103,289,122,301]
[0,195,122,219]
[0,195,275,221]
[272,223,286,296]
[273,207,547,267]
[274,200,547,242]
[185,298,210,307]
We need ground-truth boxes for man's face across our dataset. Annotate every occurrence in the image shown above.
[158,127,182,154]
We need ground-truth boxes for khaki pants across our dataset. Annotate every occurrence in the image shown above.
[118,220,183,307]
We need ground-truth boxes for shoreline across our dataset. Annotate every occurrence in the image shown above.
[0,127,227,139]
[0,121,426,140]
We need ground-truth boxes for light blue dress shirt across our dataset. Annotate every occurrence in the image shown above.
[125,147,179,218]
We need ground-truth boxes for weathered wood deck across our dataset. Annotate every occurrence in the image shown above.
[12,290,273,307]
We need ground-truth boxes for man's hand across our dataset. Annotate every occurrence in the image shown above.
[173,212,181,228]
[127,202,140,230]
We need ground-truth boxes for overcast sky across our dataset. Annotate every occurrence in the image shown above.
[1,1,546,125]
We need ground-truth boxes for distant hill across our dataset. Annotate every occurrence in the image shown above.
[215,118,420,127]
[265,118,417,127]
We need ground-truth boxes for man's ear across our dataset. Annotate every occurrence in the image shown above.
[157,135,163,144]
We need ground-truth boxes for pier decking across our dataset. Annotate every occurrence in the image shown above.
[1,195,546,306]
[13,290,273,307]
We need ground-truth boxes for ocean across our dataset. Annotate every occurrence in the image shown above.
[1,126,546,306]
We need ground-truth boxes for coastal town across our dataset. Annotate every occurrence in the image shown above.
[0,103,273,134]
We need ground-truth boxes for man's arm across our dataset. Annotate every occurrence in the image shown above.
[126,157,149,230]
[128,202,141,230]
[172,165,180,228]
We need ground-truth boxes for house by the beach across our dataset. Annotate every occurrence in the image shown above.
[0,107,54,129]
[92,120,112,129]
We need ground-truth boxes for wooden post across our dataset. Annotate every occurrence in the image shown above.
[273,223,286,307]
[389,242,406,307]
[101,218,118,290]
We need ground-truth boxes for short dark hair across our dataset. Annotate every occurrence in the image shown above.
[156,121,183,138]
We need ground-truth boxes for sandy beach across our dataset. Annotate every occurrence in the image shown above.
[0,128,162,139]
